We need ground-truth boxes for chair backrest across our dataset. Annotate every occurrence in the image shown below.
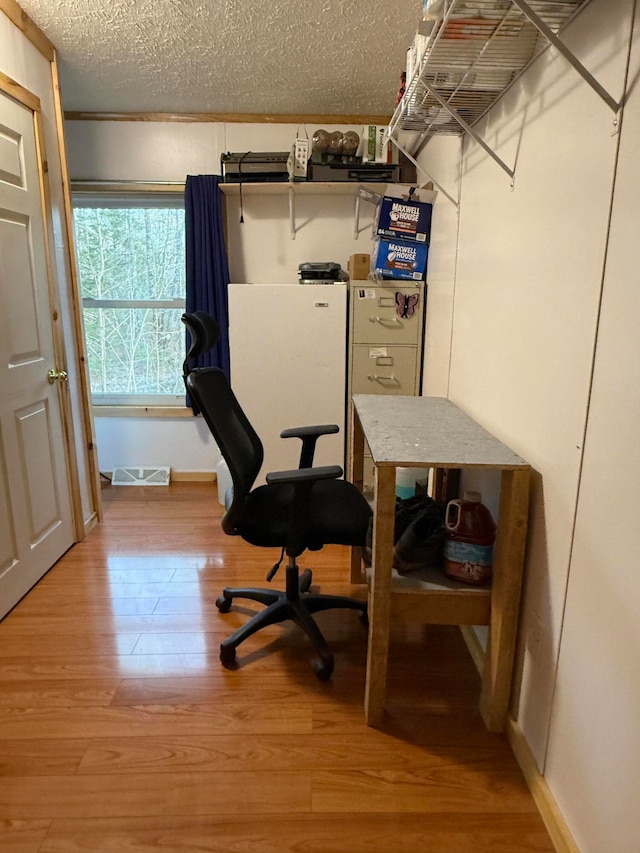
[181,311,221,379]
[186,367,264,536]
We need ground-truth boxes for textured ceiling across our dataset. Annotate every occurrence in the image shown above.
[17,0,421,116]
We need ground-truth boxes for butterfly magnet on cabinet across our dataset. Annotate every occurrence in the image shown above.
[396,292,419,319]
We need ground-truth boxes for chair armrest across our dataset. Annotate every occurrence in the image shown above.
[266,464,343,485]
[266,464,343,557]
[280,424,340,469]
[280,424,339,439]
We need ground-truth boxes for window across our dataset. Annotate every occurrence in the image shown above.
[73,191,186,406]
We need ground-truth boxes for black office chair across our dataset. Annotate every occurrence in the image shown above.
[182,310,221,383]
[183,316,371,680]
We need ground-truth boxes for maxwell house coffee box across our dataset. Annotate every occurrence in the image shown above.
[372,238,429,281]
[376,195,433,243]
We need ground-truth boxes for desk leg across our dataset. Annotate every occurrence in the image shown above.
[364,465,396,726]
[480,467,531,732]
[349,406,366,584]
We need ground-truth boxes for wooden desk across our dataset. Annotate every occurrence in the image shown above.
[350,395,531,731]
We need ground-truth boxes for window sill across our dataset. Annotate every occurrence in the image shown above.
[92,406,196,419]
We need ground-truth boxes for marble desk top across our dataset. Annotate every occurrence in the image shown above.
[352,395,528,470]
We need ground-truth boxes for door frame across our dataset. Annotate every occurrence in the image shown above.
[50,56,102,528]
[1,0,103,534]
[0,70,92,539]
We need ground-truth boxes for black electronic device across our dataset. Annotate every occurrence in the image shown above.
[308,160,401,183]
[221,152,289,183]
[298,262,346,284]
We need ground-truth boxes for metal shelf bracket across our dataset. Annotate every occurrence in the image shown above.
[511,0,621,114]
[289,185,295,239]
[422,80,515,180]
[388,134,461,207]
[388,0,622,184]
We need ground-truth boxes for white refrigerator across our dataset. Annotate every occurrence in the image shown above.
[228,283,347,483]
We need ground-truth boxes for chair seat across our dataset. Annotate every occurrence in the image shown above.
[238,479,371,550]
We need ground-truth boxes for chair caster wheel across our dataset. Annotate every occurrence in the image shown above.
[220,644,237,667]
[359,610,369,628]
[216,595,232,613]
[312,654,334,682]
[299,568,313,594]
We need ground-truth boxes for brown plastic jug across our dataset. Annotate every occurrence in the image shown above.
[443,491,496,585]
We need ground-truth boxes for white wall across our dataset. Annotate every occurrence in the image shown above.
[0,15,95,526]
[65,119,376,472]
[66,121,225,181]
[94,414,214,474]
[412,134,461,398]
[415,0,639,849]
[544,3,640,850]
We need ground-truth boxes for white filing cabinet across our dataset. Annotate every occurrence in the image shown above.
[347,280,425,491]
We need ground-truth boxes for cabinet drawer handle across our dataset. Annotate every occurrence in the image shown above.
[369,316,402,326]
[368,374,400,386]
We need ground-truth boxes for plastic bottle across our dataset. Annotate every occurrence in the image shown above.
[443,491,496,585]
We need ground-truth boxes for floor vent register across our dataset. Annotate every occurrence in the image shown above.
[111,466,171,486]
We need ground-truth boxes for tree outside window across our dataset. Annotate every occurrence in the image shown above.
[73,193,186,405]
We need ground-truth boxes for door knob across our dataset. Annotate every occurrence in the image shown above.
[47,369,68,384]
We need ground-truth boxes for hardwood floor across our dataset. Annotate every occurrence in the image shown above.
[0,483,554,852]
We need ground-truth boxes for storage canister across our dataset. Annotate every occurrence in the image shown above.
[216,458,232,506]
[395,467,424,499]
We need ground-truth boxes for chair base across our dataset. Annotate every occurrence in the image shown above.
[216,562,368,680]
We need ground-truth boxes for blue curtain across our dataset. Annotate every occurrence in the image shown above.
[185,175,231,386]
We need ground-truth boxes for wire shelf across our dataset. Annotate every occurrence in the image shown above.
[391,0,589,137]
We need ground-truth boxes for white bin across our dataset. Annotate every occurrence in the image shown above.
[216,458,232,506]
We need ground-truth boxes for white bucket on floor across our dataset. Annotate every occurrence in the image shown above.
[216,458,232,506]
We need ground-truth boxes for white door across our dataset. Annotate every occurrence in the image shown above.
[0,88,74,619]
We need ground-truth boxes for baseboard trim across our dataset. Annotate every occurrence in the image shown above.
[458,627,578,852]
[82,511,99,538]
[170,471,216,482]
[506,717,580,853]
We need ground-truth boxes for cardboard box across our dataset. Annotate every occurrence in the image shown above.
[287,137,309,181]
[383,183,437,202]
[372,238,428,281]
[348,253,371,281]
[376,195,433,243]
[365,125,389,163]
